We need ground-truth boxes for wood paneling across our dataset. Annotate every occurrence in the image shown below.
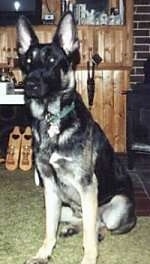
[75,26,131,69]
[76,70,128,152]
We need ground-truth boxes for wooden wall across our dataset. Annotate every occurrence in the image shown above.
[76,69,128,151]
[0,0,133,152]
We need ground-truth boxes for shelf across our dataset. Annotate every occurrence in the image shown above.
[0,24,126,30]
[77,64,131,71]
[0,93,24,105]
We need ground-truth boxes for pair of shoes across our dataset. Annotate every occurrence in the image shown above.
[5,126,32,171]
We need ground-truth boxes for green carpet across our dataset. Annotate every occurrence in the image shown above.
[0,165,150,264]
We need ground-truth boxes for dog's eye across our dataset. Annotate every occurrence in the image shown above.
[49,57,55,63]
[27,58,31,64]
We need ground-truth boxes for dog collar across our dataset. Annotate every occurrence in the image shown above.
[45,102,75,126]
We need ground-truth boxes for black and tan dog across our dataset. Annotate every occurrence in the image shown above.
[16,12,136,264]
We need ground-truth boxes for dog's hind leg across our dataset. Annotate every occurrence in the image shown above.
[98,194,136,234]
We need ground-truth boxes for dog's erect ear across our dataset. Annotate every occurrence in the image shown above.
[53,12,79,55]
[16,15,39,55]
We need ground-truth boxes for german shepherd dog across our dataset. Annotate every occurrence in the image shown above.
[16,12,136,264]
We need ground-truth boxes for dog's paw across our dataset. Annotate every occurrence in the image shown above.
[97,232,105,241]
[81,256,97,264]
[60,225,80,237]
[97,226,107,241]
[24,257,48,264]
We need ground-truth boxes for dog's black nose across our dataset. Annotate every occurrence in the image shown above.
[25,81,39,97]
[26,81,38,91]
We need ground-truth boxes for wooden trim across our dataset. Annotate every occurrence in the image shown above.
[125,0,133,68]
[77,64,132,71]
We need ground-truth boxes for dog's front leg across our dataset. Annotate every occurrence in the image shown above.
[80,178,98,264]
[35,177,61,261]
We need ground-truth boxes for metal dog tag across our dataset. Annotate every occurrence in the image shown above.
[48,124,60,138]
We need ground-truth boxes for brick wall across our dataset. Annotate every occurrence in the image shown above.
[130,0,150,86]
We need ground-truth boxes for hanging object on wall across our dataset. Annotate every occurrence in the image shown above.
[42,0,55,24]
[87,52,102,110]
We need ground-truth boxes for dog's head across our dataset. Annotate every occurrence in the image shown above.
[16,12,79,99]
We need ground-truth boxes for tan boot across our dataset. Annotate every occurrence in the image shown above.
[19,126,33,171]
[5,126,22,171]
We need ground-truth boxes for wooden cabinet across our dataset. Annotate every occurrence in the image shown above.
[0,0,133,152]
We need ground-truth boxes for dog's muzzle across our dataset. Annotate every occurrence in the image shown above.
[25,80,48,98]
